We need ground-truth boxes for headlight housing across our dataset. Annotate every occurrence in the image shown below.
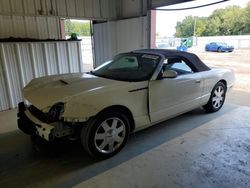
[48,103,64,122]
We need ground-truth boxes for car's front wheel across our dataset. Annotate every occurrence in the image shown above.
[217,47,222,52]
[81,111,130,159]
[203,82,226,113]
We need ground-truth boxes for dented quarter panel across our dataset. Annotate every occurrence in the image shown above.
[63,80,150,128]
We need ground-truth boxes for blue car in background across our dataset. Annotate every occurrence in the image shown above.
[205,42,234,52]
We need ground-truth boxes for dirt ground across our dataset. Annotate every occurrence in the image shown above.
[190,49,250,92]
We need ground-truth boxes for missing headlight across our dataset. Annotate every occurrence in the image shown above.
[48,103,64,122]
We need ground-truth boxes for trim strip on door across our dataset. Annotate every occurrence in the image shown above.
[128,87,148,92]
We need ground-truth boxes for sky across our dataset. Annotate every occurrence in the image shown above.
[156,0,250,37]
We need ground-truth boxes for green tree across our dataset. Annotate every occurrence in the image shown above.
[175,4,250,37]
[64,20,91,36]
[65,20,72,35]
[242,2,250,34]
[175,16,196,37]
[219,6,244,35]
[204,17,221,36]
[195,17,207,36]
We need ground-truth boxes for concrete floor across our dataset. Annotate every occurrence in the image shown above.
[0,90,249,188]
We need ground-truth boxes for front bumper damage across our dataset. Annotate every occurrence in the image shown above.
[17,102,73,141]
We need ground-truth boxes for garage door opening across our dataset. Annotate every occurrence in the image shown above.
[61,19,94,72]
[154,0,250,94]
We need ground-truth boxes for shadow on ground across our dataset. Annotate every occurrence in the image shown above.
[0,104,237,188]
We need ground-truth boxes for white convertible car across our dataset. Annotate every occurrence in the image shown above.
[18,49,234,158]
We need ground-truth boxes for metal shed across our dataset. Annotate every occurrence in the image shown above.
[0,0,191,110]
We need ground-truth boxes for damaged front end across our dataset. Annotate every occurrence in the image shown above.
[17,102,76,141]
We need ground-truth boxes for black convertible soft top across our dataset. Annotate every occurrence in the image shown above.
[133,49,211,72]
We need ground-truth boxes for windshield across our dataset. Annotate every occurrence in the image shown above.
[217,42,227,46]
[91,53,161,82]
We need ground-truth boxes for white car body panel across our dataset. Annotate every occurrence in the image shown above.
[21,52,235,134]
[149,72,203,123]
[23,73,128,110]
[23,73,151,129]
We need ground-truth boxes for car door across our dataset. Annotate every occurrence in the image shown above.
[149,57,204,123]
[210,43,217,51]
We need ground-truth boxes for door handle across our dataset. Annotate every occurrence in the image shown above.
[195,80,201,83]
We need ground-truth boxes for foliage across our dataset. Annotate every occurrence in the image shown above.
[175,16,195,38]
[65,20,91,36]
[175,3,250,37]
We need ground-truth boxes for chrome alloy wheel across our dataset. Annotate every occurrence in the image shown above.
[94,117,126,154]
[212,85,225,109]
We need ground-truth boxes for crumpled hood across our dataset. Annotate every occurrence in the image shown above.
[23,73,128,110]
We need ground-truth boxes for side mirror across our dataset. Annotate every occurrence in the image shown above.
[161,70,178,78]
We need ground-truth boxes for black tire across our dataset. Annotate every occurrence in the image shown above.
[203,82,226,113]
[217,47,222,52]
[81,111,130,159]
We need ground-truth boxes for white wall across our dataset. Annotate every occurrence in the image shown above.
[0,15,60,39]
[195,35,250,49]
[0,41,83,111]
[93,16,148,67]
[157,35,250,49]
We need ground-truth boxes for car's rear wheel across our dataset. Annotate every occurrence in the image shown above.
[203,82,226,113]
[217,47,222,52]
[81,111,130,159]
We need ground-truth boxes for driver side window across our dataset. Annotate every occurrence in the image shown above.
[163,58,193,75]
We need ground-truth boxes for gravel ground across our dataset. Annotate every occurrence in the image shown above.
[190,49,250,92]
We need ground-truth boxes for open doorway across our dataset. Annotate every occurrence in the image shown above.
[154,0,250,94]
[61,19,94,72]
[155,0,250,50]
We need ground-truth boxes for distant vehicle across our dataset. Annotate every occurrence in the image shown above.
[176,46,188,52]
[156,43,169,49]
[205,42,234,52]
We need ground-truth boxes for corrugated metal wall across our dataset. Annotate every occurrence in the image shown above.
[116,17,148,53]
[0,0,118,40]
[0,41,83,111]
[0,15,60,39]
[118,0,192,18]
[93,16,148,67]
[0,0,117,20]
[119,0,147,18]
[93,21,117,67]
